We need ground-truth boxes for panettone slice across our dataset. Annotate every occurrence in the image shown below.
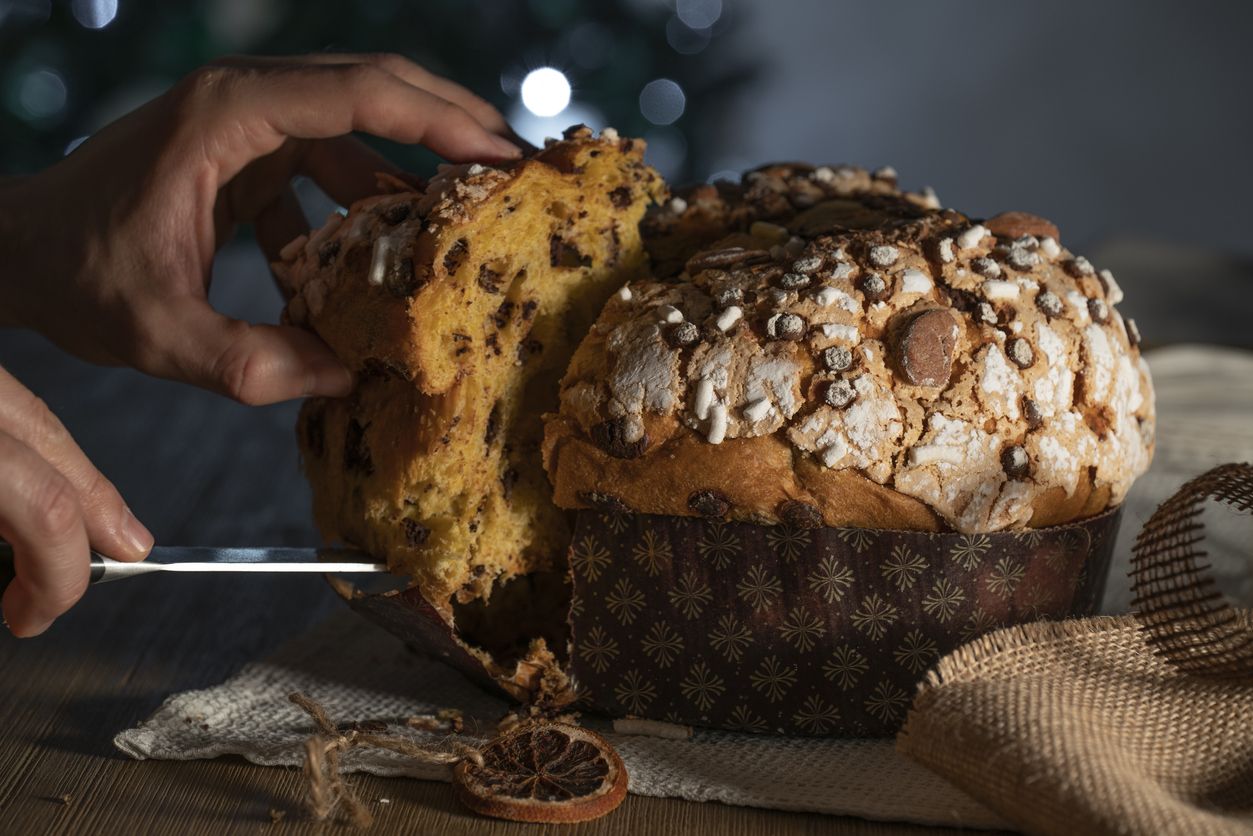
[276,127,664,640]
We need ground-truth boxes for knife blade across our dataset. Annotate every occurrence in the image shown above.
[0,542,387,588]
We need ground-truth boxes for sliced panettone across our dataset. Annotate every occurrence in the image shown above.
[276,127,665,633]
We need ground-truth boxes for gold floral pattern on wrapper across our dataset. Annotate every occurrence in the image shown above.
[569,508,1123,737]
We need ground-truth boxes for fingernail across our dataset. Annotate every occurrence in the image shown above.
[122,506,155,557]
[310,360,354,398]
[489,134,523,159]
[8,614,54,638]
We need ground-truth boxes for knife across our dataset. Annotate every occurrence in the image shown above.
[0,542,387,588]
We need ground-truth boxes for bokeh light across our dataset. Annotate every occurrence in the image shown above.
[71,0,118,29]
[639,78,685,125]
[676,0,722,29]
[16,67,67,121]
[666,16,711,55]
[520,67,571,118]
[64,135,89,155]
[508,100,604,149]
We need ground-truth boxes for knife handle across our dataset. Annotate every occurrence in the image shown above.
[0,543,108,595]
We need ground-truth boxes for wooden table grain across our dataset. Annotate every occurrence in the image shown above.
[0,247,999,835]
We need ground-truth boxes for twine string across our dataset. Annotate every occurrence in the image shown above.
[1130,462,1253,679]
[288,691,483,828]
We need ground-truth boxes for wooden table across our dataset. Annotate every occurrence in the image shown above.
[0,246,1011,835]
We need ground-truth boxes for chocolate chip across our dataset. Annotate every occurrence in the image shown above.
[711,285,743,309]
[767,312,806,341]
[976,302,999,326]
[317,238,341,267]
[665,321,700,349]
[896,309,959,387]
[1036,290,1063,318]
[1006,247,1040,271]
[778,272,811,290]
[984,211,1060,242]
[492,299,515,329]
[344,419,373,475]
[1064,256,1095,277]
[608,186,632,209]
[563,123,593,139]
[1126,317,1141,348]
[516,337,543,364]
[823,378,857,409]
[1088,297,1109,324]
[402,518,430,547]
[859,273,888,302]
[821,345,853,372]
[1001,445,1030,478]
[381,203,412,225]
[383,256,419,298]
[1007,337,1035,369]
[971,257,1001,278]
[443,238,470,275]
[550,235,591,269]
[688,490,731,518]
[779,500,823,530]
[579,491,633,513]
[477,263,503,294]
[1023,397,1044,430]
[591,418,649,459]
[484,402,501,447]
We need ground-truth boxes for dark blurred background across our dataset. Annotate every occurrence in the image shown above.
[0,0,1250,591]
[4,0,1253,259]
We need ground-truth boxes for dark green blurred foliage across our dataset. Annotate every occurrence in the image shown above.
[0,0,755,182]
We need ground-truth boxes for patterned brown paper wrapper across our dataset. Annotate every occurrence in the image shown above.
[566,508,1122,737]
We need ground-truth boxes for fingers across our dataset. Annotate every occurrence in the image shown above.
[253,183,308,266]
[184,62,521,187]
[149,305,353,406]
[301,135,407,208]
[213,52,514,137]
[0,367,153,565]
[0,431,91,637]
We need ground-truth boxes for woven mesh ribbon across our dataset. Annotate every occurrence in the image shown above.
[897,464,1253,836]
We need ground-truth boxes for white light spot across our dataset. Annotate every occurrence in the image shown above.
[639,78,685,126]
[17,68,67,120]
[71,0,118,29]
[64,135,88,155]
[520,67,571,118]
[666,16,711,55]
[676,0,722,29]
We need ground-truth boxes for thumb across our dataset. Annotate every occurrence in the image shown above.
[154,304,353,406]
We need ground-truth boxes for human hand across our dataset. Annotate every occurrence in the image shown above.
[0,365,153,637]
[0,53,522,405]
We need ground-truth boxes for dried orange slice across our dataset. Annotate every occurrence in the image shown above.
[452,722,628,823]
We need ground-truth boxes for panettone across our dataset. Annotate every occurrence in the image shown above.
[275,126,664,619]
[543,163,1154,534]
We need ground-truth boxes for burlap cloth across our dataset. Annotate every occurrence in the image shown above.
[115,345,1253,832]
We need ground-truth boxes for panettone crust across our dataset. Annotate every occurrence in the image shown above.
[543,164,1153,534]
